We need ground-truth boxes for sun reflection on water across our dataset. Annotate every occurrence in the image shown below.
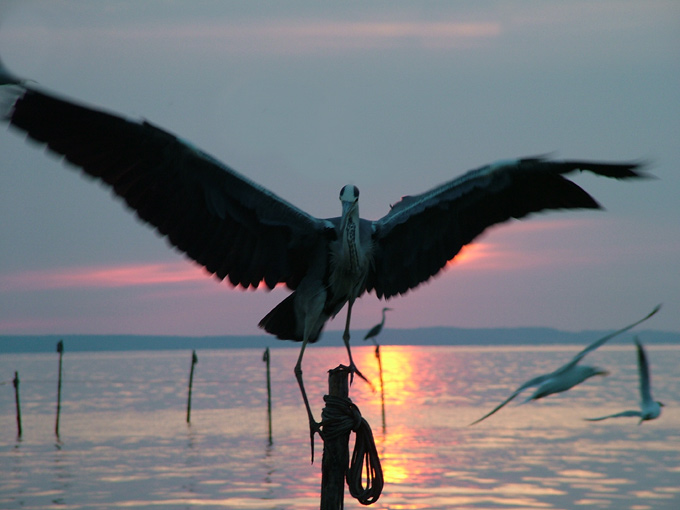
[353,346,463,488]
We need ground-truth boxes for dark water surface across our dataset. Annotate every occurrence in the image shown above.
[1,344,678,509]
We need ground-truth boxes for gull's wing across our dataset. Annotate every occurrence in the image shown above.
[634,337,654,405]
[2,84,331,290]
[584,410,641,421]
[558,305,661,373]
[367,157,647,299]
[469,372,553,425]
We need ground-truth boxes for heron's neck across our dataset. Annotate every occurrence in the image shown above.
[342,207,360,271]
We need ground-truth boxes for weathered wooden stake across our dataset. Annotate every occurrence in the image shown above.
[13,371,22,439]
[55,339,64,439]
[262,347,273,445]
[186,350,198,423]
[320,366,351,510]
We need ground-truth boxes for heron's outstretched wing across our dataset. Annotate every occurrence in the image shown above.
[3,85,330,290]
[367,157,647,299]
[555,305,661,375]
[584,410,642,421]
[469,372,552,425]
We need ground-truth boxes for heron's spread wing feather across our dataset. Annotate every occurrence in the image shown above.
[6,86,329,290]
[368,158,646,299]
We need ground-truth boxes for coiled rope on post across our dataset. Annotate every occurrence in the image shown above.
[322,395,384,505]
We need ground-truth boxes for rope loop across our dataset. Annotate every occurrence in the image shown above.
[322,395,384,505]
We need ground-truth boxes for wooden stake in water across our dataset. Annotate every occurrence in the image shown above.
[262,347,273,445]
[186,350,198,424]
[55,339,64,439]
[13,371,22,439]
[320,366,350,510]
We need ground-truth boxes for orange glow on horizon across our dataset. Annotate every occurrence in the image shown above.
[446,242,491,268]
[444,217,601,272]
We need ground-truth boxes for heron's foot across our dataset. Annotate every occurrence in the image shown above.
[307,415,322,464]
[349,362,376,392]
[294,364,322,463]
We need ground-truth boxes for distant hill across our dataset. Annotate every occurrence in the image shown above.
[1,327,678,353]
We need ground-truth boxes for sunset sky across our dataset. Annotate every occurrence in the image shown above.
[0,1,678,337]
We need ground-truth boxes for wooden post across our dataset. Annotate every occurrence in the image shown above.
[262,347,273,445]
[186,350,198,423]
[320,366,351,510]
[13,371,22,439]
[55,340,64,439]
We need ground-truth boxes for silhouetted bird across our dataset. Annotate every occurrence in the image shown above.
[364,308,393,345]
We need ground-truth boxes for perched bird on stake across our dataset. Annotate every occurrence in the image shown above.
[1,61,649,458]
[470,305,660,425]
[364,308,393,345]
[585,337,664,424]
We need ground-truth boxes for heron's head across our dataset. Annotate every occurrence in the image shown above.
[339,185,360,218]
[591,367,610,377]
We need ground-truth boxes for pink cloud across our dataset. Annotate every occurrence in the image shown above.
[125,20,502,48]
[7,20,502,56]
[446,217,605,271]
[0,261,212,292]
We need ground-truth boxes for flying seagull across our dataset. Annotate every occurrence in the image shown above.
[364,307,393,345]
[1,62,648,456]
[585,337,664,424]
[470,305,660,425]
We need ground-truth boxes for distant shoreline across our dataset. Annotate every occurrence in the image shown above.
[1,327,678,353]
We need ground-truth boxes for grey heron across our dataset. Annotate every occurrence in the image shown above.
[470,305,660,425]
[585,337,664,424]
[364,307,393,345]
[1,64,649,456]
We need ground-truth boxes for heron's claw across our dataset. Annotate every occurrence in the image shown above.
[308,417,322,464]
[349,362,376,392]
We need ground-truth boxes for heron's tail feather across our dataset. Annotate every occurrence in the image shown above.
[258,292,323,343]
[259,293,300,341]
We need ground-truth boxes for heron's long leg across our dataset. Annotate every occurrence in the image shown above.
[294,332,321,463]
[342,300,373,389]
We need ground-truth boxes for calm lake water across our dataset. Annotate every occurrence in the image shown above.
[1,344,678,509]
